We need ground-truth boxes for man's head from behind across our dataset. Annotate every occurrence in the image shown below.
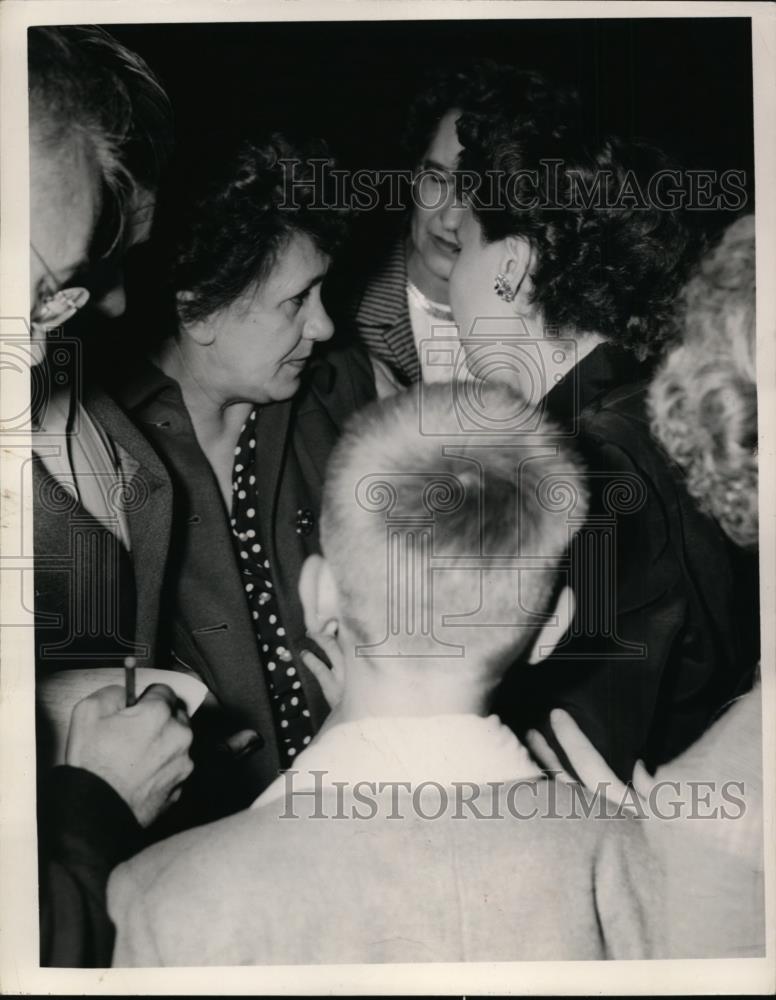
[302,381,587,714]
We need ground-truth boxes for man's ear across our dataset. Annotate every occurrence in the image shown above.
[527,586,576,664]
[298,554,340,635]
[500,235,534,305]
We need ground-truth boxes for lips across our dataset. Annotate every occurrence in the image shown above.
[431,234,460,256]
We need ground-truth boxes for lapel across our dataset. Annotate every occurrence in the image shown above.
[124,369,280,765]
[254,357,372,729]
[545,342,647,432]
[355,237,420,384]
[32,457,139,668]
[83,386,172,668]
[252,398,329,726]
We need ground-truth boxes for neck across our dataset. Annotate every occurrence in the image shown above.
[406,240,450,305]
[326,654,492,730]
[153,336,252,438]
[488,316,606,401]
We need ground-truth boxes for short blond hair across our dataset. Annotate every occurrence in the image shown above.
[648,215,757,549]
[321,380,587,675]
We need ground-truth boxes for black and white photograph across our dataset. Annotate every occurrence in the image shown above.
[0,0,773,993]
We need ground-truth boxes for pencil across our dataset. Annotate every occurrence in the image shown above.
[124,656,137,707]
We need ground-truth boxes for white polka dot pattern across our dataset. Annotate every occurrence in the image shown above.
[230,407,314,759]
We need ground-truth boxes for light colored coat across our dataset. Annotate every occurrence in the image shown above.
[109,778,663,966]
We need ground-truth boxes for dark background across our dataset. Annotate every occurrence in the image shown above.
[73,16,755,368]
[109,17,754,188]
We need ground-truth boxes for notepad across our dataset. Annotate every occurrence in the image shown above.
[37,667,209,766]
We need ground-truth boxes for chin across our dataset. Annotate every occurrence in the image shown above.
[428,255,455,283]
[267,373,303,403]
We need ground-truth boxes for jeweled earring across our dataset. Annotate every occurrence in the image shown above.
[494,272,516,303]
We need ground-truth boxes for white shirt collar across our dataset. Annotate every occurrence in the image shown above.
[255,713,541,808]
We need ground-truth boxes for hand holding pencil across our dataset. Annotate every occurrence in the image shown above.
[64,680,194,827]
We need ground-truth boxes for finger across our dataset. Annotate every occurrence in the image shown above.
[164,716,195,756]
[549,709,629,800]
[524,729,574,783]
[301,649,340,706]
[75,684,127,716]
[135,683,180,712]
[307,628,344,667]
[224,729,261,757]
[153,743,196,790]
[170,749,195,785]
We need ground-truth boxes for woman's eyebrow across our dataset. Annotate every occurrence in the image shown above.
[281,271,326,301]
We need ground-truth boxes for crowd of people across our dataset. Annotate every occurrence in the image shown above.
[27,26,762,967]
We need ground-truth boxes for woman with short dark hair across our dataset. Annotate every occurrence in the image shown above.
[120,134,375,820]
[447,73,757,780]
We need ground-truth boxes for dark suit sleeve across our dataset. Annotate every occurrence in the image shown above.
[39,765,145,967]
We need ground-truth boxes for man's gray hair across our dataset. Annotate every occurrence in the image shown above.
[28,25,172,255]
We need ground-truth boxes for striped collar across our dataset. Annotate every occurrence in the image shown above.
[354,236,421,384]
[354,235,409,330]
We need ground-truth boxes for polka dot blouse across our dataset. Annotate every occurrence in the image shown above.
[230,408,314,760]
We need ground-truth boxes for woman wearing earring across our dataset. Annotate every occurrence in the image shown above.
[116,135,375,820]
[446,73,758,782]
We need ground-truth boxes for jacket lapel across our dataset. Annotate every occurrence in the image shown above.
[355,238,420,384]
[85,387,171,668]
[128,378,280,771]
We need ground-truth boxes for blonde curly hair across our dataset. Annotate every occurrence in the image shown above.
[648,214,757,549]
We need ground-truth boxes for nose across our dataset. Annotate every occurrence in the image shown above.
[439,195,465,236]
[304,297,335,343]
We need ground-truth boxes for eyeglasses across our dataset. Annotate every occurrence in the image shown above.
[412,166,458,208]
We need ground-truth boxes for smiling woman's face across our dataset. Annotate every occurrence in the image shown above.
[205,233,335,405]
[408,109,464,295]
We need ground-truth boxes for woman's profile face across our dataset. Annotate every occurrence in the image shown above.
[449,207,512,340]
[208,233,335,405]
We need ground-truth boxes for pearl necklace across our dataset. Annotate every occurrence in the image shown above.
[407,279,454,321]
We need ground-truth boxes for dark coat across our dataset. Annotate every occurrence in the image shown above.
[118,346,376,813]
[34,387,174,966]
[39,766,144,967]
[495,343,759,780]
[33,387,172,678]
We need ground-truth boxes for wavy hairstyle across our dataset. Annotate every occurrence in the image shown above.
[401,60,573,168]
[166,134,349,325]
[456,71,695,356]
[648,214,757,549]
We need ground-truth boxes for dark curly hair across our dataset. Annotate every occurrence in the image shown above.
[166,134,349,325]
[401,60,568,168]
[457,71,696,355]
